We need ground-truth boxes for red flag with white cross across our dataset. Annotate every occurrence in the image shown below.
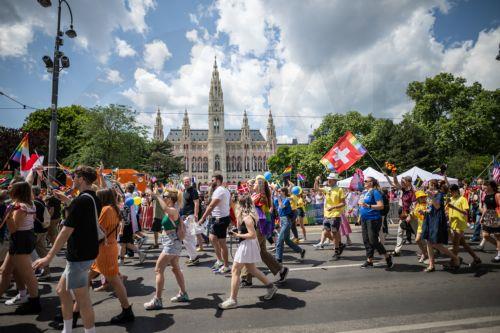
[320,131,367,173]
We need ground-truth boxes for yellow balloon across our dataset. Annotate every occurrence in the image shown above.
[133,197,141,206]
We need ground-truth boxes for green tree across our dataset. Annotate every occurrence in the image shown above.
[70,104,149,169]
[22,105,89,162]
[141,140,183,181]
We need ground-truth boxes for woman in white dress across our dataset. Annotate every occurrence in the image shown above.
[218,192,278,310]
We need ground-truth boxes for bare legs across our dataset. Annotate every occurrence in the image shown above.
[154,253,186,299]
[426,242,459,270]
[230,262,270,301]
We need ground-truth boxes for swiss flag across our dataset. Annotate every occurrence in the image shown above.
[320,131,367,173]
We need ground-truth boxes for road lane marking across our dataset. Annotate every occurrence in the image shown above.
[336,315,500,333]
[288,262,384,271]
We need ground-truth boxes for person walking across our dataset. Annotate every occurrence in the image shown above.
[274,187,306,263]
[240,176,289,287]
[32,186,51,280]
[199,174,232,274]
[180,177,201,266]
[421,182,461,272]
[0,181,41,314]
[358,177,394,269]
[313,173,345,260]
[89,188,135,323]
[33,166,101,333]
[392,175,416,256]
[479,180,500,262]
[218,192,278,309]
[144,189,189,310]
[447,184,481,266]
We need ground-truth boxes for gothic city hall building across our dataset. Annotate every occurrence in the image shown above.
[153,58,277,185]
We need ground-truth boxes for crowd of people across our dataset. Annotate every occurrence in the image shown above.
[0,165,499,332]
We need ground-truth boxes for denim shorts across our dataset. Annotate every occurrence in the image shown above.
[161,232,182,256]
[62,260,93,290]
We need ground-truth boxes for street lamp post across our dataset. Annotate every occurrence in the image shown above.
[38,0,76,180]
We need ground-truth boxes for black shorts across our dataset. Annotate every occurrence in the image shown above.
[323,217,341,232]
[9,230,36,255]
[209,216,231,239]
[483,225,500,234]
[118,224,134,244]
[297,208,305,218]
[152,218,162,232]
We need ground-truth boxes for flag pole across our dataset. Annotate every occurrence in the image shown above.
[476,153,499,179]
[365,149,385,174]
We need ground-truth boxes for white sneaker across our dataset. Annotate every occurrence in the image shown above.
[215,266,231,274]
[218,298,237,310]
[264,285,278,300]
[144,297,163,310]
[5,293,28,306]
[313,243,324,250]
[139,251,146,264]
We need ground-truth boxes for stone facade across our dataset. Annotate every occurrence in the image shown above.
[157,58,277,184]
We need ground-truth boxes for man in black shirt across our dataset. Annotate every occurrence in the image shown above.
[46,195,62,246]
[34,166,100,333]
[181,177,200,266]
[32,186,50,280]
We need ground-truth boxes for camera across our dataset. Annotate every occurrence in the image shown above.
[228,227,238,235]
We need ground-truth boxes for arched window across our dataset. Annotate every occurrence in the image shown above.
[203,157,208,172]
[263,155,266,171]
[215,155,220,171]
[192,159,196,172]
[185,157,189,172]
[253,156,256,171]
[197,157,202,172]
[226,156,231,172]
[245,156,249,171]
[258,156,262,171]
[237,156,242,172]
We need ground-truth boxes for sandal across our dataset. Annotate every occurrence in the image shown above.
[423,267,435,272]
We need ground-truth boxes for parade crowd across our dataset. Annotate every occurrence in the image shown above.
[0,165,499,333]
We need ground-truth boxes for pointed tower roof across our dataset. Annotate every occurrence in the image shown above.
[209,56,223,101]
[153,107,164,141]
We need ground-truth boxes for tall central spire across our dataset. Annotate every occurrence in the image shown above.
[209,56,223,102]
[153,107,164,141]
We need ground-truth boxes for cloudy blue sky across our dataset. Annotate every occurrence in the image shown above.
[0,0,499,143]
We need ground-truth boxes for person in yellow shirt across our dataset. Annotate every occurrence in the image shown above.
[409,191,429,263]
[289,192,301,243]
[313,173,345,260]
[294,192,307,241]
[447,184,481,267]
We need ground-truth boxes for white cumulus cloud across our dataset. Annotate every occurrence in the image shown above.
[115,38,136,57]
[100,68,124,84]
[143,40,172,72]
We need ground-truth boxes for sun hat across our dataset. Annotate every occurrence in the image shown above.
[415,190,427,199]
[327,172,340,180]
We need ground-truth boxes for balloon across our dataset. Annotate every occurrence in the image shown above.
[292,186,302,196]
[264,171,272,181]
[125,197,134,207]
[133,197,142,206]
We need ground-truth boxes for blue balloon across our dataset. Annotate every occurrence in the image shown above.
[264,171,272,181]
[125,197,135,207]
[292,186,301,196]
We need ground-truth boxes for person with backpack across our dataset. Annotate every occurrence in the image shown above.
[359,177,394,269]
[144,189,189,310]
[33,166,101,332]
[32,186,51,281]
[118,195,146,266]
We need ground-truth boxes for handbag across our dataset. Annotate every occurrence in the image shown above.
[82,193,106,243]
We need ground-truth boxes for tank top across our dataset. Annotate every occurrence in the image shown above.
[161,215,179,231]
[237,215,256,243]
[484,193,497,210]
[15,203,36,231]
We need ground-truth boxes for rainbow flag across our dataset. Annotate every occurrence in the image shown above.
[10,134,29,164]
[297,173,306,182]
[282,166,292,177]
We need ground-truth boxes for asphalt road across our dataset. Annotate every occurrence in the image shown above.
[1,225,500,333]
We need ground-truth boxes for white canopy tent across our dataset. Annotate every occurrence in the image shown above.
[397,166,458,185]
[338,167,392,188]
